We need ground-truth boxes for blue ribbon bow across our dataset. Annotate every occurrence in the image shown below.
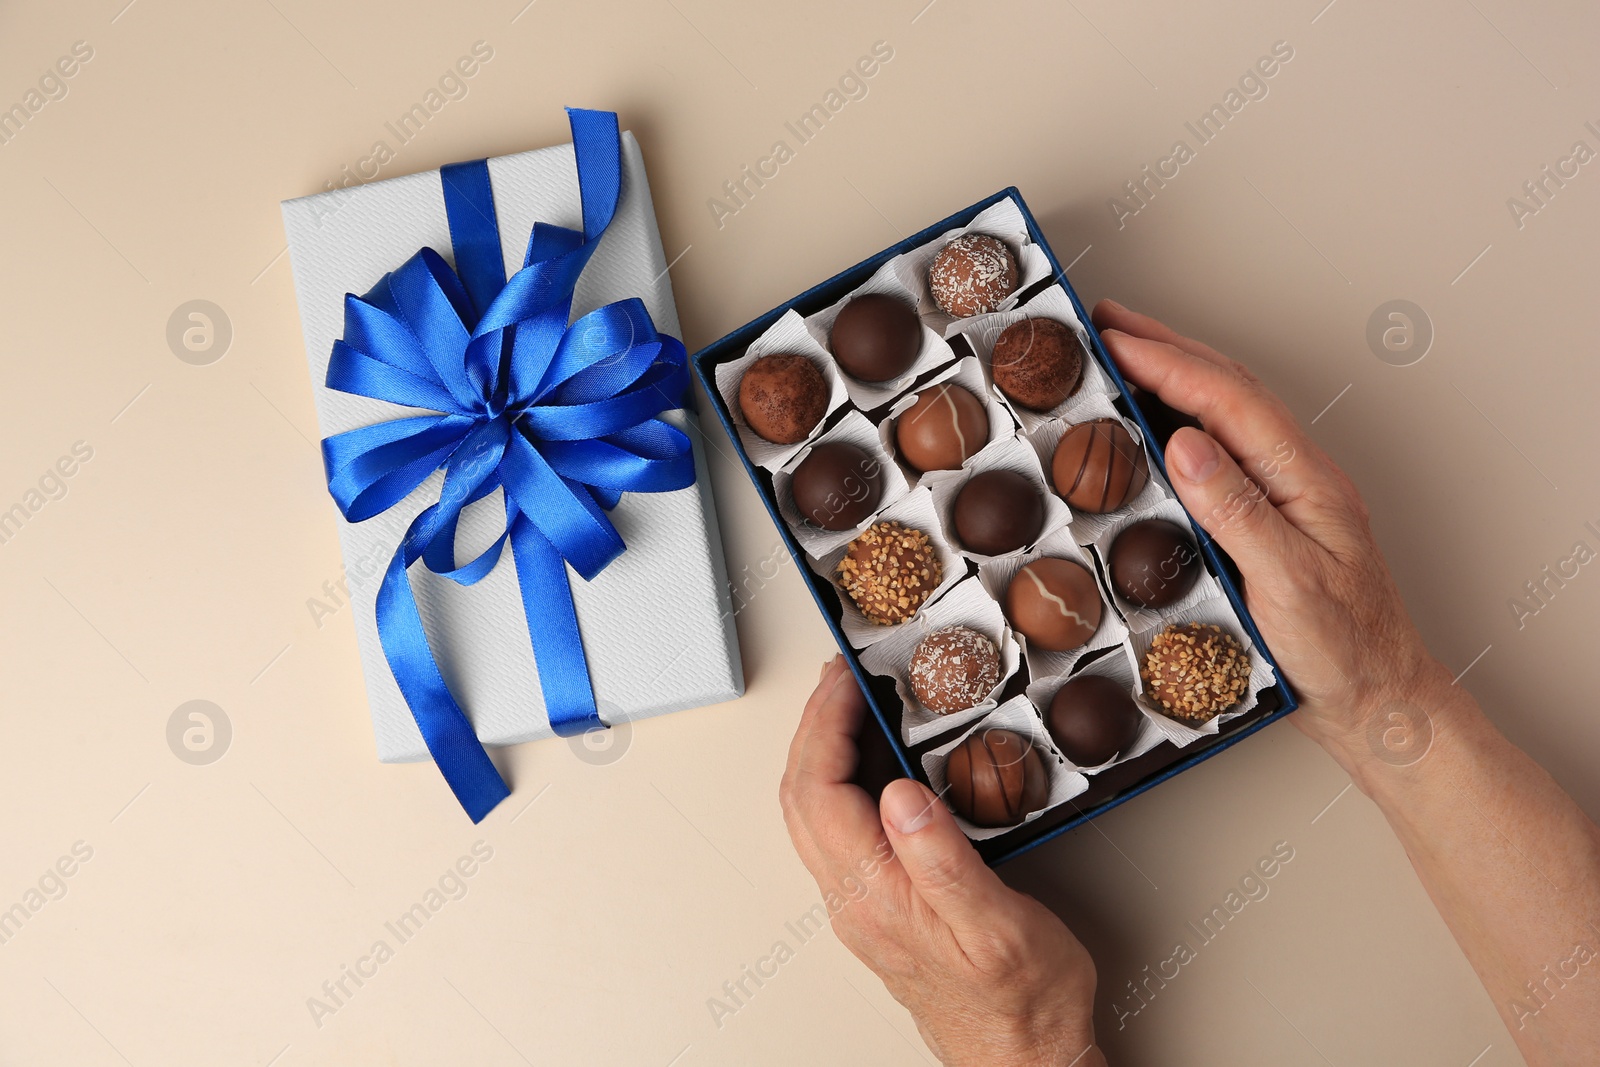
[320,109,694,822]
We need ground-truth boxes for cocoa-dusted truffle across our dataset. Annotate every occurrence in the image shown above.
[1108,518,1200,608]
[1052,418,1149,513]
[837,521,943,625]
[738,353,827,445]
[896,383,988,473]
[1047,675,1142,767]
[945,728,1050,827]
[1004,558,1102,652]
[829,293,921,383]
[791,442,883,532]
[929,234,1018,317]
[952,470,1044,556]
[909,626,1000,714]
[1141,622,1250,723]
[990,318,1084,412]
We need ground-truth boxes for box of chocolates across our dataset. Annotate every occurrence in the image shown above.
[691,190,1295,863]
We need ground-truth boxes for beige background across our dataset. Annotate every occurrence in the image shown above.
[1,0,1595,1064]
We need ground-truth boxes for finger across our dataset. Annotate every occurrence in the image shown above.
[788,655,865,787]
[879,777,1018,939]
[1092,299,1233,368]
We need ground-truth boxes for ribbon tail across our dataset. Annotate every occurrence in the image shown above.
[374,541,510,822]
[508,510,603,737]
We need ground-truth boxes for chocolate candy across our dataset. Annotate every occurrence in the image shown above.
[909,626,1000,714]
[1004,558,1101,652]
[790,442,883,531]
[1141,622,1250,723]
[945,728,1050,827]
[739,353,828,445]
[929,234,1018,317]
[1108,518,1201,608]
[990,318,1084,412]
[896,383,988,473]
[829,293,921,383]
[1047,675,1142,767]
[1052,418,1149,513]
[837,521,943,625]
[952,470,1044,556]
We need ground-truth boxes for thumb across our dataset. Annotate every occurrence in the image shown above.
[880,777,1014,933]
[1164,426,1304,583]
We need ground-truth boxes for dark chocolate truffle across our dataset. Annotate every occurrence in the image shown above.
[829,293,921,383]
[952,470,1044,556]
[1052,419,1149,513]
[990,318,1084,412]
[929,234,1018,317]
[837,521,943,625]
[909,626,1000,714]
[1047,675,1142,767]
[1108,518,1201,608]
[1004,558,1101,652]
[1141,622,1250,723]
[791,442,883,531]
[896,383,989,473]
[738,353,828,445]
[945,728,1050,827]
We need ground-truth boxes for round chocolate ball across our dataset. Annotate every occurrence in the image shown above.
[990,318,1084,412]
[952,470,1044,556]
[738,353,828,445]
[929,234,1018,318]
[1141,622,1251,723]
[790,442,883,532]
[837,521,943,625]
[909,626,1000,714]
[896,383,988,473]
[829,293,921,383]
[1047,675,1143,767]
[1004,558,1102,652]
[1052,418,1150,513]
[945,728,1050,828]
[1108,518,1201,608]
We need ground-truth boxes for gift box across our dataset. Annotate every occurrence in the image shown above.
[691,189,1295,864]
[281,111,743,820]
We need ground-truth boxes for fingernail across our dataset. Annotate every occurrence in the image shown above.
[1169,428,1220,483]
[881,778,935,835]
[820,658,831,682]
[1103,298,1126,312]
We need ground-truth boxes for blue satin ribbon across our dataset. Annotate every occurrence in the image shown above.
[320,109,694,822]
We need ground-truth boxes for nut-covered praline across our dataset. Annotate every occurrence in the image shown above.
[952,470,1044,556]
[837,521,943,625]
[1141,622,1251,723]
[1047,675,1142,767]
[790,442,883,532]
[1108,518,1201,608]
[1052,418,1149,513]
[738,353,828,445]
[1004,558,1102,652]
[929,234,1018,317]
[829,293,921,383]
[896,383,988,473]
[945,728,1050,827]
[990,318,1084,412]
[909,626,1000,714]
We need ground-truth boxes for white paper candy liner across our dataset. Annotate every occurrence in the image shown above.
[1025,651,1165,776]
[878,355,1018,491]
[924,435,1072,564]
[808,486,965,649]
[885,198,1053,338]
[713,309,851,471]
[773,411,911,559]
[1090,496,1225,632]
[805,258,958,410]
[1027,411,1171,545]
[977,523,1128,680]
[921,695,1089,841]
[858,577,1022,747]
[1123,597,1278,749]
